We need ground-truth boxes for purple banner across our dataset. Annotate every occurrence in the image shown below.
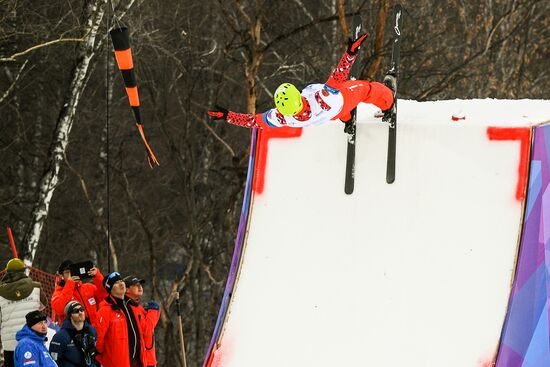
[202,129,259,367]
[496,124,550,366]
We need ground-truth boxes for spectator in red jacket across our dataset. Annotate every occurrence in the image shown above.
[94,272,148,367]
[51,260,107,325]
[124,275,161,367]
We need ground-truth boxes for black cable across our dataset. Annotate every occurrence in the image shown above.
[106,0,111,273]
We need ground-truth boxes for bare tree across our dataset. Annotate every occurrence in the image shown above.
[21,0,107,263]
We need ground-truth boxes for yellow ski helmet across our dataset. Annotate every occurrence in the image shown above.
[6,258,25,273]
[274,83,303,116]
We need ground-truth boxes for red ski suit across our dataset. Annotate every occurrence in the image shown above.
[134,300,161,366]
[94,295,160,367]
[331,79,393,122]
[50,271,108,325]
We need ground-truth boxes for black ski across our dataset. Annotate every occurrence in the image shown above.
[384,4,403,184]
[344,15,363,195]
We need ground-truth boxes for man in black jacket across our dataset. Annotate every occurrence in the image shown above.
[49,301,98,367]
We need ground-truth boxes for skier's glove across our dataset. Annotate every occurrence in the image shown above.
[144,301,160,311]
[207,105,229,120]
[347,33,368,55]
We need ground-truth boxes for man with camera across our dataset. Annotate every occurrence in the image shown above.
[49,301,98,366]
[51,260,108,325]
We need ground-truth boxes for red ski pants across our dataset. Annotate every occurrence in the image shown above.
[332,80,394,122]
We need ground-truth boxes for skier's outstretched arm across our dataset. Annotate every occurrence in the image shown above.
[208,105,270,129]
[325,34,367,90]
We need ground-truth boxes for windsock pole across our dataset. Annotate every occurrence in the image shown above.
[7,227,18,258]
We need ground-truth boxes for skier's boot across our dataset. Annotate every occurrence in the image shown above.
[343,118,355,134]
[382,74,397,122]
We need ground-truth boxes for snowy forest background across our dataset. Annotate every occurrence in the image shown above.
[0,0,549,366]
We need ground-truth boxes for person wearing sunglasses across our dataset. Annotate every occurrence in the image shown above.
[49,301,98,366]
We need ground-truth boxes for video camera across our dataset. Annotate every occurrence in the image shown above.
[69,261,94,280]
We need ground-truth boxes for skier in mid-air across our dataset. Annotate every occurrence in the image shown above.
[208,33,395,129]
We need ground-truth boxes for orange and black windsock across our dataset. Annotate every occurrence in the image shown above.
[110,27,160,168]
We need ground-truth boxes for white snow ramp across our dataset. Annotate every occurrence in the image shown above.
[205,99,550,367]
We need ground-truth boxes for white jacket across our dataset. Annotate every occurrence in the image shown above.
[0,287,41,351]
[262,84,344,127]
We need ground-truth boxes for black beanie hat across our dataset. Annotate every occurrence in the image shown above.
[25,310,47,327]
[57,260,73,274]
[103,272,123,293]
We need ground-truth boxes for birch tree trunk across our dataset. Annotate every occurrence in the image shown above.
[22,0,107,264]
